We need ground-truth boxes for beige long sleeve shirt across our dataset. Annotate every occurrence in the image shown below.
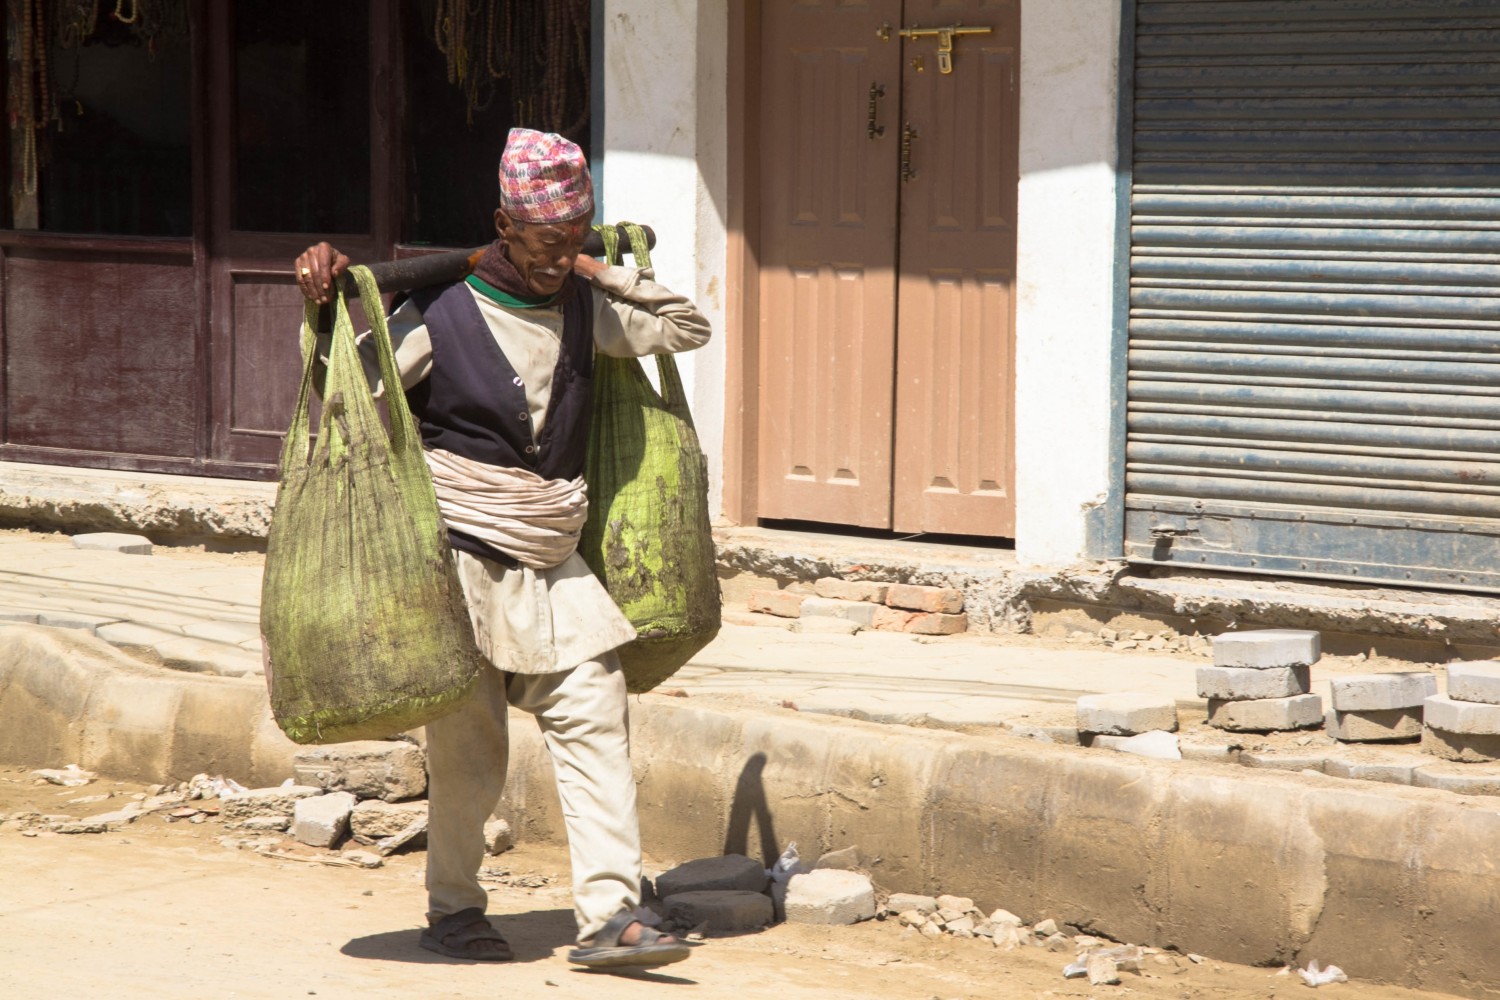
[325,264,711,674]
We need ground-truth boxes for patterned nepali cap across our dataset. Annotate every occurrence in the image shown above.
[497,128,594,223]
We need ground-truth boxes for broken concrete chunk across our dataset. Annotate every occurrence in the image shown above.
[1077,693,1179,736]
[71,532,153,555]
[783,869,877,926]
[291,740,428,802]
[350,799,429,845]
[1211,629,1321,669]
[887,893,938,916]
[657,854,770,897]
[31,765,97,787]
[663,890,775,933]
[220,785,322,829]
[376,816,428,856]
[1446,662,1500,706]
[484,818,513,856]
[292,791,356,848]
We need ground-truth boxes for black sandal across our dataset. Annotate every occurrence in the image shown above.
[567,911,691,970]
[419,907,514,962]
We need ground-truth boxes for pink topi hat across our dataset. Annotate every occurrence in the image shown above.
[497,128,594,224]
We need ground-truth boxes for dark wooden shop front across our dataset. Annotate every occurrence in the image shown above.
[1,0,590,479]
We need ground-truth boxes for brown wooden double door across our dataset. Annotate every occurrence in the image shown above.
[756,0,1018,537]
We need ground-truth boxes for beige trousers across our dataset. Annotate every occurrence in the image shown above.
[424,654,643,942]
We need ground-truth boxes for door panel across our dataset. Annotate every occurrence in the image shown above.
[893,0,1018,535]
[757,0,903,528]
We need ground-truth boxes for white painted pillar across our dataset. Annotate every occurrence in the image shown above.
[599,0,730,516]
[1012,0,1124,567]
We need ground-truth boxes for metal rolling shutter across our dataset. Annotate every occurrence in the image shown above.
[1124,0,1500,590]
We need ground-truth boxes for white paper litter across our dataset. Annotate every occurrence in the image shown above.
[1299,960,1348,987]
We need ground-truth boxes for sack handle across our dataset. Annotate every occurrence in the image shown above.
[591,222,698,430]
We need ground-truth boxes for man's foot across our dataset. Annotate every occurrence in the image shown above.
[419,907,514,962]
[568,911,692,970]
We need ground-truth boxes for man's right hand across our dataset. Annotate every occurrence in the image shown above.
[295,242,349,305]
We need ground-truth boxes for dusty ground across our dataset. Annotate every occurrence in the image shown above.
[0,766,1459,1000]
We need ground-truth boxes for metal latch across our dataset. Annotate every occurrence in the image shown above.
[1149,524,1199,540]
[897,23,992,74]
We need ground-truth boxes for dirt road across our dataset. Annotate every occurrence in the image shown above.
[0,766,1462,1000]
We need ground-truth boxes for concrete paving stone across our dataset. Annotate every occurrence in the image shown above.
[0,609,39,624]
[71,532,154,555]
[885,893,938,916]
[221,785,323,828]
[1323,756,1422,785]
[1179,741,1238,763]
[792,616,861,636]
[94,621,184,650]
[1421,727,1500,763]
[783,869,877,926]
[657,854,770,897]
[663,890,774,933]
[800,596,881,625]
[1207,694,1323,732]
[1326,707,1423,743]
[814,578,890,604]
[36,610,125,631]
[293,740,428,802]
[1076,693,1179,735]
[1330,672,1437,712]
[1239,750,1328,773]
[291,791,356,848]
[1424,694,1500,736]
[884,583,964,614]
[748,589,805,618]
[151,636,264,678]
[1196,664,1310,701]
[1211,629,1321,669]
[1412,762,1500,796]
[1444,661,1500,706]
[350,800,429,845]
[181,619,264,644]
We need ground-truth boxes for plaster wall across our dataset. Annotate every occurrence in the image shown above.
[1012,1,1124,567]
[599,0,730,516]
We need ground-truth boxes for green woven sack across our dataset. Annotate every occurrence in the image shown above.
[261,266,485,744]
[581,224,721,692]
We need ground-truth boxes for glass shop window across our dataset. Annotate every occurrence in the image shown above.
[7,0,192,236]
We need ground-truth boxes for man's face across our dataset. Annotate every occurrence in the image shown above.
[495,209,590,297]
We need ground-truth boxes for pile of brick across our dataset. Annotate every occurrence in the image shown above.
[1201,629,1323,732]
[1327,672,1435,743]
[1424,662,1500,762]
[747,578,967,636]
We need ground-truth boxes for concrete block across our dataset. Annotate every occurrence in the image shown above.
[484,818,513,855]
[1412,763,1500,796]
[1077,693,1179,736]
[292,740,428,801]
[1323,758,1420,785]
[800,597,881,626]
[220,785,322,828]
[349,799,429,845]
[1424,694,1500,736]
[885,584,963,614]
[1327,708,1423,743]
[36,611,123,631]
[814,578,890,604]
[870,607,916,631]
[904,612,968,636]
[1422,727,1500,764]
[747,590,805,618]
[656,854,769,897]
[292,791,356,848]
[1445,662,1500,706]
[783,869,877,925]
[663,890,774,933]
[885,893,937,916]
[1197,665,1310,701]
[71,532,153,555]
[1211,629,1321,669]
[1207,694,1323,732]
[793,616,861,636]
[1330,673,1436,712]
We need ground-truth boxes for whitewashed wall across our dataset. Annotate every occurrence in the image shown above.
[1012,1,1124,566]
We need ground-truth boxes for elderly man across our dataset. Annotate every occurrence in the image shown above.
[294,129,708,970]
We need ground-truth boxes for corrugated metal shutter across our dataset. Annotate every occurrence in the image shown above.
[1125,0,1500,590]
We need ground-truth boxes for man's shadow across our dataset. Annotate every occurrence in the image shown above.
[722,752,778,865]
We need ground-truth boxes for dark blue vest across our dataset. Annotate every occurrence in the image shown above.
[406,274,595,567]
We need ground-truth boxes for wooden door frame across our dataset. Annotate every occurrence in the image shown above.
[722,0,761,526]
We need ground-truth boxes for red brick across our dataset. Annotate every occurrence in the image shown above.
[748,589,806,618]
[904,612,968,636]
[814,577,891,604]
[871,607,917,632]
[885,584,964,614]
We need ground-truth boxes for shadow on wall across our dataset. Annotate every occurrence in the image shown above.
[722,750,778,867]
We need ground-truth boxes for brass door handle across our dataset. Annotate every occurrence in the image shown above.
[867,83,886,139]
[900,122,918,181]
